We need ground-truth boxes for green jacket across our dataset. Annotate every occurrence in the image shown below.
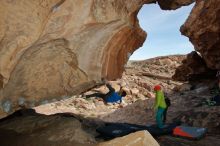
[154,90,167,109]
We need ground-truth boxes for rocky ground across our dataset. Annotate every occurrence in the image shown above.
[34,55,185,116]
[0,55,220,146]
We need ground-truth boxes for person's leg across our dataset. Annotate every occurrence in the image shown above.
[156,107,165,128]
[163,108,168,123]
[86,93,106,99]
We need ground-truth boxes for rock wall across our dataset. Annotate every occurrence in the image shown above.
[173,51,216,81]
[173,0,220,80]
[0,0,156,118]
[181,0,220,69]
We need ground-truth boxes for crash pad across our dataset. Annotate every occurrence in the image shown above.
[173,126,207,140]
[96,122,181,139]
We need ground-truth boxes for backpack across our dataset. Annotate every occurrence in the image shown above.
[165,97,171,107]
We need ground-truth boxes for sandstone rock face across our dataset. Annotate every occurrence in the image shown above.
[3,39,88,99]
[0,0,151,117]
[98,130,160,146]
[0,0,201,118]
[181,0,220,70]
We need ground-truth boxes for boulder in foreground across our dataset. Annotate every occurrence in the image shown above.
[97,130,159,146]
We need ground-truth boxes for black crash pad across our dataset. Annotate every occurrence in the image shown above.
[96,122,181,138]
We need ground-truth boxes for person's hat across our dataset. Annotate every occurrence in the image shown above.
[154,85,161,91]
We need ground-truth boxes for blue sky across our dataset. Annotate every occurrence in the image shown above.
[129,3,195,60]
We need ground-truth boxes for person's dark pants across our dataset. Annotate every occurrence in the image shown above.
[156,107,165,128]
[163,107,168,123]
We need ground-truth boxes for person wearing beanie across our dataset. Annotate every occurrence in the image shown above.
[154,85,167,128]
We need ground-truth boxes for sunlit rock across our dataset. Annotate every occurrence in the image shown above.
[181,0,220,70]
[97,130,159,146]
[0,0,149,118]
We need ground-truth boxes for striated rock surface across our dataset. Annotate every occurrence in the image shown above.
[181,0,220,70]
[0,0,152,118]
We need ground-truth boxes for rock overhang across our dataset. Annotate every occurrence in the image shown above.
[1,0,220,118]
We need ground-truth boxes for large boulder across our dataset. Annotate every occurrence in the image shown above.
[173,51,216,81]
[0,0,150,118]
[0,109,96,146]
[181,0,220,70]
[97,130,159,146]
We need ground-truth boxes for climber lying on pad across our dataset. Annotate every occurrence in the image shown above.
[86,80,127,104]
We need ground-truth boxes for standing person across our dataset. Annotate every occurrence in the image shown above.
[154,85,167,128]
